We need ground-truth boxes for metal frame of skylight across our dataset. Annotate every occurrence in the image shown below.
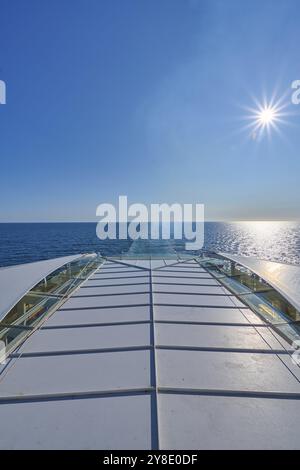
[0,254,105,356]
[1,256,300,450]
[195,253,300,345]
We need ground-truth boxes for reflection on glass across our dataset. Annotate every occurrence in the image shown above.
[0,294,58,352]
[31,254,103,296]
[198,253,300,345]
[31,271,74,295]
[204,258,271,292]
[220,276,252,295]
[1,293,58,327]
[200,258,227,278]
[0,254,103,354]
[258,290,300,322]
[232,273,270,293]
[123,239,185,259]
[241,293,285,324]
[275,322,300,345]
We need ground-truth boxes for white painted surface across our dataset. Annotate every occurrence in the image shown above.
[20,323,151,354]
[153,292,245,308]
[0,350,151,397]
[46,305,150,326]
[0,394,152,449]
[159,394,300,449]
[155,305,257,324]
[156,323,273,350]
[157,349,300,392]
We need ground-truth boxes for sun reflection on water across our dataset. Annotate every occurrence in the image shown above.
[220,221,300,264]
[184,221,300,266]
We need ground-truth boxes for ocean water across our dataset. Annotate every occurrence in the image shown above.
[0,221,300,267]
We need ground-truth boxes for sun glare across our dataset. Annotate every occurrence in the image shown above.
[252,101,282,135]
[241,92,290,140]
[258,106,277,126]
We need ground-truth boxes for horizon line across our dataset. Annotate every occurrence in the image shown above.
[0,219,299,224]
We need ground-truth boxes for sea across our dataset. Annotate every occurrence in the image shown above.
[0,221,300,267]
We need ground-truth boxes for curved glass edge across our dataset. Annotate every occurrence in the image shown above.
[0,253,104,356]
[198,252,300,345]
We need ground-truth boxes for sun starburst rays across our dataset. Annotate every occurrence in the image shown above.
[240,91,291,141]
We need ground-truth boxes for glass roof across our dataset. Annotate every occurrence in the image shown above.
[199,253,300,345]
[0,254,299,449]
[1,247,300,358]
[0,253,104,355]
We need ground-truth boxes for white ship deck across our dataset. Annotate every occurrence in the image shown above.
[0,255,300,449]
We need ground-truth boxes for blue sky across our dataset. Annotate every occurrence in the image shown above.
[0,0,300,221]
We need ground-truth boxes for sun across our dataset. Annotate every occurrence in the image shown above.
[241,92,290,140]
[253,103,282,132]
[258,106,278,126]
